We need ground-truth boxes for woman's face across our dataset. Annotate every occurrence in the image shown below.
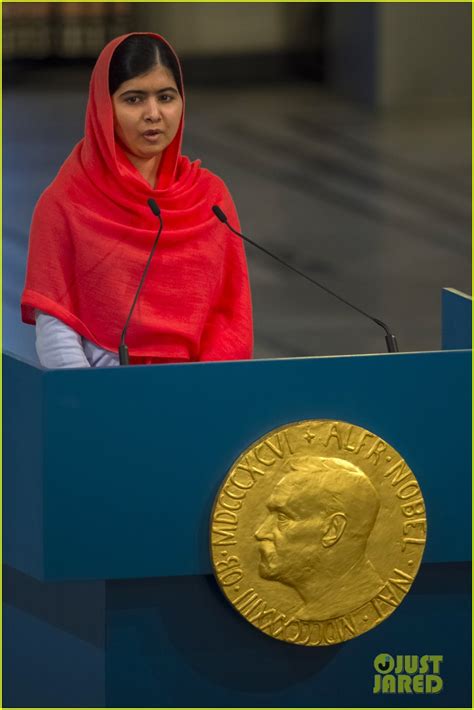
[112,64,183,161]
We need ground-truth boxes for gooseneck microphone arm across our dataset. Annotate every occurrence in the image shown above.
[119,198,163,366]
[211,205,399,353]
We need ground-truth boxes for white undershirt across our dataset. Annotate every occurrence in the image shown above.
[35,311,119,369]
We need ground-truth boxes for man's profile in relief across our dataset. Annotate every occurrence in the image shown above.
[254,456,384,620]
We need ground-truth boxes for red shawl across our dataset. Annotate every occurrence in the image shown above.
[21,33,253,364]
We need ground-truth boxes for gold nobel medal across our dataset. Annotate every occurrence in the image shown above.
[210,420,427,646]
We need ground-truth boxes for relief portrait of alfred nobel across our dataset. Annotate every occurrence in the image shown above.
[254,456,384,620]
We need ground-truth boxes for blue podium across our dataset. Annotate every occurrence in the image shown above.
[3,289,471,707]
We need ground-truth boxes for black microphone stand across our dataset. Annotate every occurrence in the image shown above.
[119,199,163,365]
[212,206,399,354]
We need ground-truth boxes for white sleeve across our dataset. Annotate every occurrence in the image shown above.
[83,339,119,367]
[35,311,91,369]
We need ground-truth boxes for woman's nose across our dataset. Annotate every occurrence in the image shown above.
[144,99,161,122]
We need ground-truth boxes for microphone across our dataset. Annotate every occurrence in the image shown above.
[118,198,163,365]
[212,205,399,353]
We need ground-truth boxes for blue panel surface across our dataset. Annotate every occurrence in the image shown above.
[36,350,469,579]
[442,287,472,349]
[105,563,470,708]
[3,564,106,707]
[5,563,469,707]
[3,354,44,577]
[3,605,105,707]
[3,350,470,580]
[3,348,471,708]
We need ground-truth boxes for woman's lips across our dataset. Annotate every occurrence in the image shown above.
[142,130,163,142]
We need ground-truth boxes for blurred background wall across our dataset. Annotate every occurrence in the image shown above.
[3,2,471,362]
[4,2,470,104]
[327,2,471,107]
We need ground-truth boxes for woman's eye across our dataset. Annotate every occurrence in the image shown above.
[125,96,142,104]
[159,94,172,102]
[277,513,289,523]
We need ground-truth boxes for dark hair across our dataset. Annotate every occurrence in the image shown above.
[108,35,182,96]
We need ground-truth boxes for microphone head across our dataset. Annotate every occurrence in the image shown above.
[212,205,228,223]
[147,198,161,217]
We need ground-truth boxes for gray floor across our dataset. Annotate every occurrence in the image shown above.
[3,73,471,364]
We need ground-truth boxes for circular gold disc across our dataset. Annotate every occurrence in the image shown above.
[210,420,427,646]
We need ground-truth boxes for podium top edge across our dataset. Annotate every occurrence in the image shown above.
[442,287,472,301]
[3,347,471,374]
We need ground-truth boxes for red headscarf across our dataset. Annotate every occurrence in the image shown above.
[21,33,253,363]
